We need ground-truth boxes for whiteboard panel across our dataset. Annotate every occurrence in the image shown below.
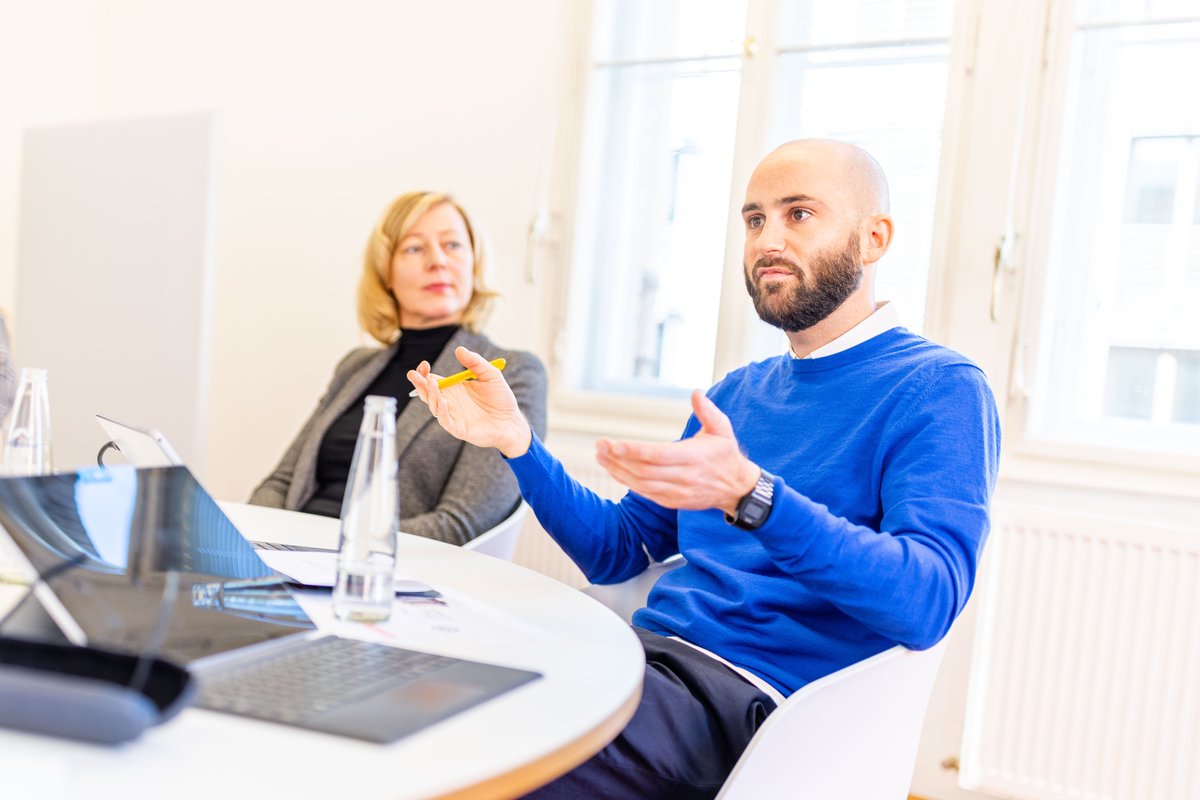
[15,113,218,473]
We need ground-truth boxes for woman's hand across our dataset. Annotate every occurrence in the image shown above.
[408,346,533,458]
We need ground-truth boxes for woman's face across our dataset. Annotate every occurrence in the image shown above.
[390,202,475,329]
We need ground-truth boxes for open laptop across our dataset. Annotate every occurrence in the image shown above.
[0,465,540,742]
[95,414,327,553]
[95,414,183,468]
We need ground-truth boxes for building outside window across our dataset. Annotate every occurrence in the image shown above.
[1027,3,1200,454]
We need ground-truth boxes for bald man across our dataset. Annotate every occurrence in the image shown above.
[409,140,1001,799]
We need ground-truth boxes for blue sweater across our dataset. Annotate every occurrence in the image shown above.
[508,327,1000,695]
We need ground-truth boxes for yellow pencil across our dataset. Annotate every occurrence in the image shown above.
[408,358,506,397]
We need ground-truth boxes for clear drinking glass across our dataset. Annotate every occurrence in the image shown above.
[333,395,399,622]
[2,367,52,476]
[0,312,15,425]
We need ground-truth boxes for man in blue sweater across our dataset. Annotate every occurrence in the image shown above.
[409,139,1001,798]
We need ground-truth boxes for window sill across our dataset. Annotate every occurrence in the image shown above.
[1000,436,1200,504]
[548,387,693,442]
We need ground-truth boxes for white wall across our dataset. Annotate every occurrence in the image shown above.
[17,113,220,473]
[0,2,104,313]
[0,0,578,500]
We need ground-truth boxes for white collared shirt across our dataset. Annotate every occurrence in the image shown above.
[790,301,901,360]
[670,636,787,705]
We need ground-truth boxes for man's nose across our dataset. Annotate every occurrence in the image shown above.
[755,218,786,254]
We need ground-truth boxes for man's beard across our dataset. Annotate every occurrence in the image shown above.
[743,233,863,332]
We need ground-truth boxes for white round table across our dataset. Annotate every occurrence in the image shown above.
[0,502,644,800]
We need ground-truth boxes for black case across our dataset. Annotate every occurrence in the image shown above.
[0,636,195,744]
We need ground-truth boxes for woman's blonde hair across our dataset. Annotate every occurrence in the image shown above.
[357,192,498,344]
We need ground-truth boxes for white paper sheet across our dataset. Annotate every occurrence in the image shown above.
[256,549,435,595]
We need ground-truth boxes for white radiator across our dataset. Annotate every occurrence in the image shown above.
[960,503,1200,800]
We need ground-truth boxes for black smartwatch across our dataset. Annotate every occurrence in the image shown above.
[724,468,775,530]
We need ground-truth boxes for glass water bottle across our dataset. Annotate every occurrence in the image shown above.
[2,368,52,476]
[333,395,399,621]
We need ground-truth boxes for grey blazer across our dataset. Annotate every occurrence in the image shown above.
[249,328,547,545]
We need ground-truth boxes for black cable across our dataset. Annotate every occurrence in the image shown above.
[96,440,121,467]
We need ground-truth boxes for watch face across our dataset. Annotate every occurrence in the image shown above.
[742,498,769,526]
[734,471,774,530]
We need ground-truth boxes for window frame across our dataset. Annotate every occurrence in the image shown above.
[549,0,968,441]
[545,0,1200,502]
[996,0,1200,500]
[543,0,735,440]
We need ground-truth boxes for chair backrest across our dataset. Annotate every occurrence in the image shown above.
[462,501,527,561]
[582,555,685,622]
[716,639,948,800]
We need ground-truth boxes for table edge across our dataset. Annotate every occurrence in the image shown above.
[429,676,643,800]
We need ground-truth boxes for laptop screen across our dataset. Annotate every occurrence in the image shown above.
[0,465,315,663]
[95,414,183,467]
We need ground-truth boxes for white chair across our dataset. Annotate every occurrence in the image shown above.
[582,555,685,622]
[583,560,948,799]
[462,501,528,561]
[716,639,948,800]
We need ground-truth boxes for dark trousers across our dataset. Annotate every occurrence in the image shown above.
[523,627,778,800]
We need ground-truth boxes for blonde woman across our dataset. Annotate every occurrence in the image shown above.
[250,192,547,545]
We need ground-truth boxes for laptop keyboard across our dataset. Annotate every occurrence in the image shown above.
[249,540,337,553]
[197,636,462,724]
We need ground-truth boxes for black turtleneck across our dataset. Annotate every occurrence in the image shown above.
[301,324,459,518]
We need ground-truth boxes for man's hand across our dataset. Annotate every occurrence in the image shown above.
[407,346,533,458]
[595,391,760,515]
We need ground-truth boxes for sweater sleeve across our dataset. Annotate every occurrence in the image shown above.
[748,365,1000,649]
[507,434,680,584]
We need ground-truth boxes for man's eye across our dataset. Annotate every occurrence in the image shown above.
[791,208,811,222]
[746,216,763,229]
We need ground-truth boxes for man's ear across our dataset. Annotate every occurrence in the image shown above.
[860,213,894,266]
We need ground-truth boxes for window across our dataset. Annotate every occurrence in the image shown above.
[1176,350,1200,424]
[747,0,955,361]
[1028,4,1200,452]
[564,0,957,401]
[566,0,747,397]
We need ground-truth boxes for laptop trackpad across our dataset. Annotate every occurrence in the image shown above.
[313,679,488,743]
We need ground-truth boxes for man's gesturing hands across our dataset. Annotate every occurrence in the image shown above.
[410,357,759,515]
[595,391,759,516]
